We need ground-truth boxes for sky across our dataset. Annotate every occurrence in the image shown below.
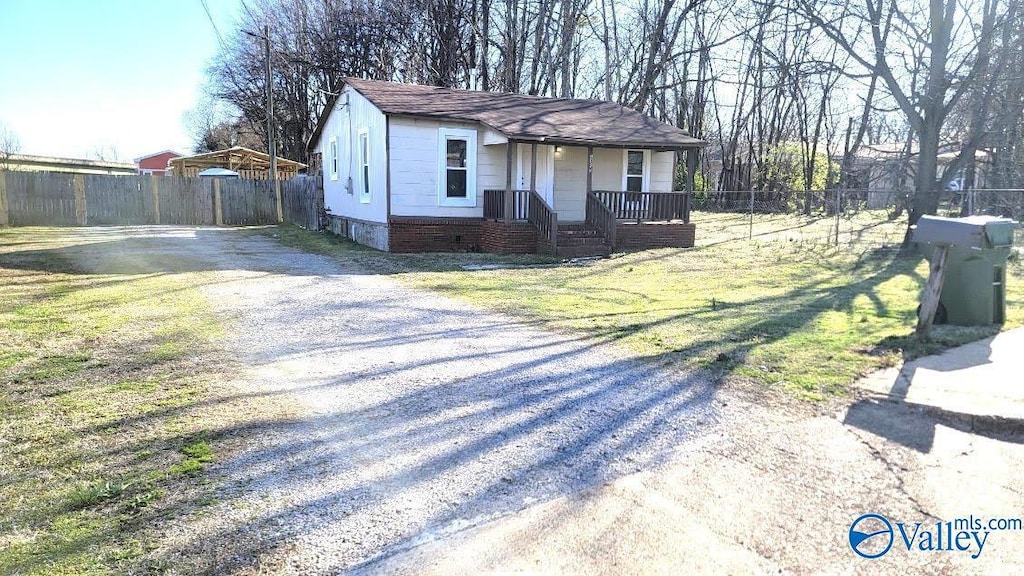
[0,0,242,162]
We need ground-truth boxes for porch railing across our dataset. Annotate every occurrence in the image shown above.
[527,190,558,254]
[483,189,558,254]
[483,189,530,221]
[591,191,691,223]
[586,192,617,249]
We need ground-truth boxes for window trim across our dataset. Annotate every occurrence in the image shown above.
[621,149,650,193]
[357,127,370,204]
[437,127,477,207]
[329,136,339,181]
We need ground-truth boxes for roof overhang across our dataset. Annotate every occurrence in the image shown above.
[172,147,306,169]
[307,80,710,153]
[132,150,184,163]
[499,135,708,151]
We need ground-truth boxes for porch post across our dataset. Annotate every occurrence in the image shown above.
[504,139,515,222]
[684,147,698,224]
[671,149,680,192]
[530,142,538,193]
[586,145,594,195]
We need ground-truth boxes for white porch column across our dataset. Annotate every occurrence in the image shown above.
[586,145,594,195]
[504,139,515,221]
[530,142,538,193]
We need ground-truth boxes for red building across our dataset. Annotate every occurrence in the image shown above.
[134,150,183,176]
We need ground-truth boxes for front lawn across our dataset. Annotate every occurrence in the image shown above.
[276,216,1023,399]
[0,228,252,574]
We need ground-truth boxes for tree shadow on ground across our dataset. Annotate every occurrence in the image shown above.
[140,255,926,573]
[0,224,968,574]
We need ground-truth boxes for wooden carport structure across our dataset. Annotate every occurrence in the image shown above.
[168,147,306,180]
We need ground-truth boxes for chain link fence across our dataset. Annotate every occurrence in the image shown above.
[689,188,1024,249]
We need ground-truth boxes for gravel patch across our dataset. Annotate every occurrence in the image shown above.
[57,226,723,574]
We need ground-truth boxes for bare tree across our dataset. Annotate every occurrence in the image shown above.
[198,0,1019,214]
[89,144,123,162]
[801,0,1013,239]
[0,121,20,170]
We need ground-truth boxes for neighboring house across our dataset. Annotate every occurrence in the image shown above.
[308,78,707,256]
[167,147,306,180]
[843,144,992,209]
[134,150,182,175]
[0,153,136,175]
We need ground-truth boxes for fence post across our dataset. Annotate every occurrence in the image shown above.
[748,189,754,240]
[213,178,223,226]
[74,174,87,226]
[0,172,8,226]
[834,188,841,245]
[275,180,284,223]
[151,176,161,224]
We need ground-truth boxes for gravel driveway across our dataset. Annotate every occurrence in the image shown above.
[34,226,1024,574]
[83,226,723,573]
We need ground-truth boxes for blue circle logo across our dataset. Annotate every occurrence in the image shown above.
[849,513,894,559]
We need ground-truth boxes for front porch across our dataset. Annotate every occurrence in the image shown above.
[482,187,694,257]
[478,139,697,257]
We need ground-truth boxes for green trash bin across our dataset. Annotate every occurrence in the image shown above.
[912,215,1017,326]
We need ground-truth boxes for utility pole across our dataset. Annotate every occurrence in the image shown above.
[245,25,282,221]
[263,24,277,186]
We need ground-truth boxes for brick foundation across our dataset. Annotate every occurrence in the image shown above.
[388,217,483,253]
[615,222,696,250]
[480,220,538,254]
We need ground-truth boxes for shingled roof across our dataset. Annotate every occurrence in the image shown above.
[309,78,707,151]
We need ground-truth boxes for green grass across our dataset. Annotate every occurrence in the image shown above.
[273,216,1023,400]
[0,228,230,575]
[694,209,911,247]
[66,481,131,511]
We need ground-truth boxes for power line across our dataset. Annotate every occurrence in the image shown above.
[200,0,227,49]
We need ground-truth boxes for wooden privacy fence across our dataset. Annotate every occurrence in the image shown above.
[280,176,323,230]
[0,170,322,230]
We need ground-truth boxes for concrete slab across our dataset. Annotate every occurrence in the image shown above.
[855,327,1024,431]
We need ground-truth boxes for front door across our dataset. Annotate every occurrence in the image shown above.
[517,143,555,207]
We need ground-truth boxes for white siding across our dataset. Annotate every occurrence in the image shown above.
[591,148,622,191]
[588,148,676,193]
[389,117,505,218]
[651,151,676,191]
[316,86,388,223]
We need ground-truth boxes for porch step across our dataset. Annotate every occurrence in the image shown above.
[554,223,610,258]
[557,230,604,244]
[556,243,611,259]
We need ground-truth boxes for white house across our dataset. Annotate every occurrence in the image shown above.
[309,78,706,256]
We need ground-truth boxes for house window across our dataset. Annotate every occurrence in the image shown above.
[437,128,477,207]
[625,149,646,192]
[329,136,338,181]
[357,128,370,203]
[446,140,468,197]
